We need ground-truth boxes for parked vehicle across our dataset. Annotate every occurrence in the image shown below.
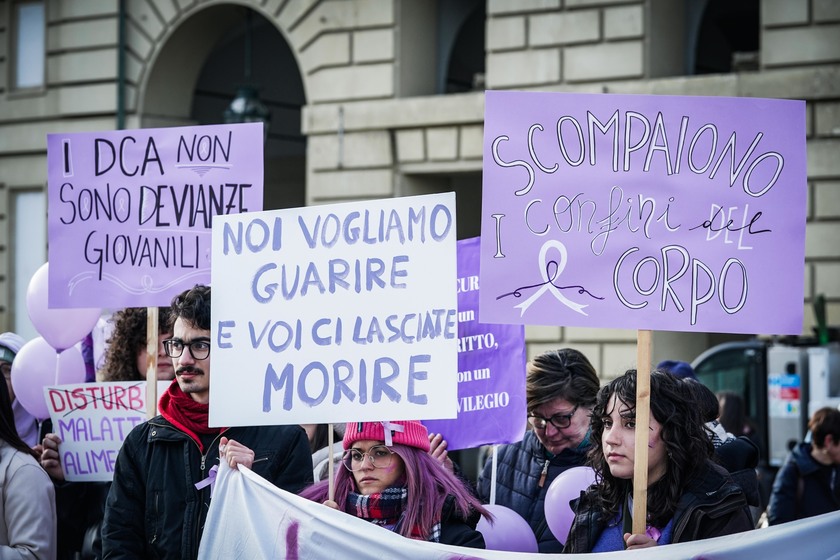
[691,338,840,505]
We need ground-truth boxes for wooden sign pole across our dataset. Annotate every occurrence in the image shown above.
[146,307,158,419]
[328,424,335,501]
[632,329,652,535]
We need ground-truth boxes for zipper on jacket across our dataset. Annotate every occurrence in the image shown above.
[539,459,550,488]
[150,492,160,544]
[198,432,226,475]
[192,431,226,558]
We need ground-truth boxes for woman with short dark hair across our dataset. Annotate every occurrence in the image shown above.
[477,348,600,552]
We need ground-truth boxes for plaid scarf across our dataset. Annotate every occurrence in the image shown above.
[345,487,441,542]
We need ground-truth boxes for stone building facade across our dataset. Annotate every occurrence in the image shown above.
[0,0,838,376]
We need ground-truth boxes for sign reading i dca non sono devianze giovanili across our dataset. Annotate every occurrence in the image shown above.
[479,91,806,335]
[46,122,264,308]
[209,192,459,427]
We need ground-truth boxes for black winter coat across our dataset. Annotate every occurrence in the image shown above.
[438,495,486,549]
[563,461,754,553]
[101,416,313,559]
[767,442,840,525]
[476,430,589,553]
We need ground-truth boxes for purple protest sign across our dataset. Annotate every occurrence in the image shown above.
[480,91,806,335]
[47,122,264,308]
[423,237,526,450]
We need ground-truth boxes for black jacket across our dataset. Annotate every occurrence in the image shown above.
[563,461,753,553]
[438,495,485,549]
[715,435,761,508]
[477,430,589,553]
[54,480,109,560]
[101,416,313,559]
[767,442,840,525]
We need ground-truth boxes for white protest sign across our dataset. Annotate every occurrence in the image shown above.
[210,192,458,427]
[44,381,169,482]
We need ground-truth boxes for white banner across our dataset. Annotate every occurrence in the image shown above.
[199,462,840,560]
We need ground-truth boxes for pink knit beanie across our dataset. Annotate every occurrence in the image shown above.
[343,420,430,452]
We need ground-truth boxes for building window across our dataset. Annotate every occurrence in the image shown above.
[12,1,46,90]
[691,0,759,74]
[437,0,485,94]
[11,189,46,338]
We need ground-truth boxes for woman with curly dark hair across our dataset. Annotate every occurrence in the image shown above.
[99,307,175,381]
[563,369,753,552]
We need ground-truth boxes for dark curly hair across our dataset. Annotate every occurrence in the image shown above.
[169,284,211,331]
[587,369,713,528]
[682,378,720,423]
[526,348,600,411]
[100,307,174,382]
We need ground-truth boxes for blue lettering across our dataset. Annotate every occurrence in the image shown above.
[298,363,329,406]
[263,363,294,412]
[372,358,400,403]
[217,320,234,349]
[407,354,430,404]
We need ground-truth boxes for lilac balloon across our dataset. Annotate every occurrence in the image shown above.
[476,504,538,553]
[10,338,86,420]
[26,262,101,351]
[544,466,597,545]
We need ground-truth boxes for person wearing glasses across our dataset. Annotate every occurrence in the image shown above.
[563,369,753,552]
[477,348,600,553]
[101,285,312,560]
[300,420,491,548]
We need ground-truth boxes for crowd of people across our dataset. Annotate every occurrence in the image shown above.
[0,284,838,558]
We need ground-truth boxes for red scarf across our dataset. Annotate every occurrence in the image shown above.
[158,381,223,452]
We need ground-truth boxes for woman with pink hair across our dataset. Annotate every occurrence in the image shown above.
[300,420,491,548]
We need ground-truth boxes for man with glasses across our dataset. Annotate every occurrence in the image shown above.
[477,348,600,553]
[102,285,313,560]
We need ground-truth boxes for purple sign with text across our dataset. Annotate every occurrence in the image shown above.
[47,122,264,308]
[423,237,526,450]
[480,91,806,334]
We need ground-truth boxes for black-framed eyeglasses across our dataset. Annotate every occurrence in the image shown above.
[528,405,579,430]
[342,445,395,471]
[162,338,211,360]
[0,363,11,379]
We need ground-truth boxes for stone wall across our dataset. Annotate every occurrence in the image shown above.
[0,0,836,374]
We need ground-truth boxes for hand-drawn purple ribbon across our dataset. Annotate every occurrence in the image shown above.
[515,240,588,317]
[194,464,219,496]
